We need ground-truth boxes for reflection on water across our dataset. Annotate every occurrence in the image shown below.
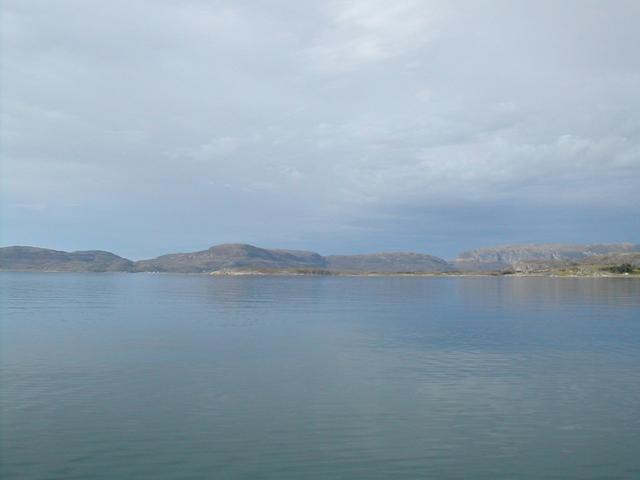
[1,273,640,479]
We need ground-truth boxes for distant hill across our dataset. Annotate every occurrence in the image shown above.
[0,243,454,274]
[133,243,328,273]
[454,243,640,271]
[0,246,134,272]
[326,252,453,273]
[2,242,637,275]
[135,245,454,274]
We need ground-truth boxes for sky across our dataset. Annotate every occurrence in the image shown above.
[1,0,639,260]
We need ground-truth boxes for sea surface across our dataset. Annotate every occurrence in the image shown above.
[1,272,639,479]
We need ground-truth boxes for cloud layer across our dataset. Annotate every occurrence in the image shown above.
[2,0,639,258]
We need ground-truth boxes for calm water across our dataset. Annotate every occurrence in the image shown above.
[1,273,639,479]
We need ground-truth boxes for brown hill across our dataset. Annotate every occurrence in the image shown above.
[0,246,134,272]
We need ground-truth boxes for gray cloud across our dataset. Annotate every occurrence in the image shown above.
[1,0,639,258]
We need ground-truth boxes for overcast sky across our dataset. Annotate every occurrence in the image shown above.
[1,0,639,259]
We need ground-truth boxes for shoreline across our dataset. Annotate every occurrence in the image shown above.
[1,269,638,278]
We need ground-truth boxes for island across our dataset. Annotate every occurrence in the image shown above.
[1,243,638,277]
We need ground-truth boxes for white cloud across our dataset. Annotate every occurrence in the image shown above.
[304,0,438,73]
[1,0,639,255]
[7,203,48,212]
[174,137,242,162]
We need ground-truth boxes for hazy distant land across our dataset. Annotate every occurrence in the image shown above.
[1,243,639,277]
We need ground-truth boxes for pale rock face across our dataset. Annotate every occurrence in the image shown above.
[454,244,640,271]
